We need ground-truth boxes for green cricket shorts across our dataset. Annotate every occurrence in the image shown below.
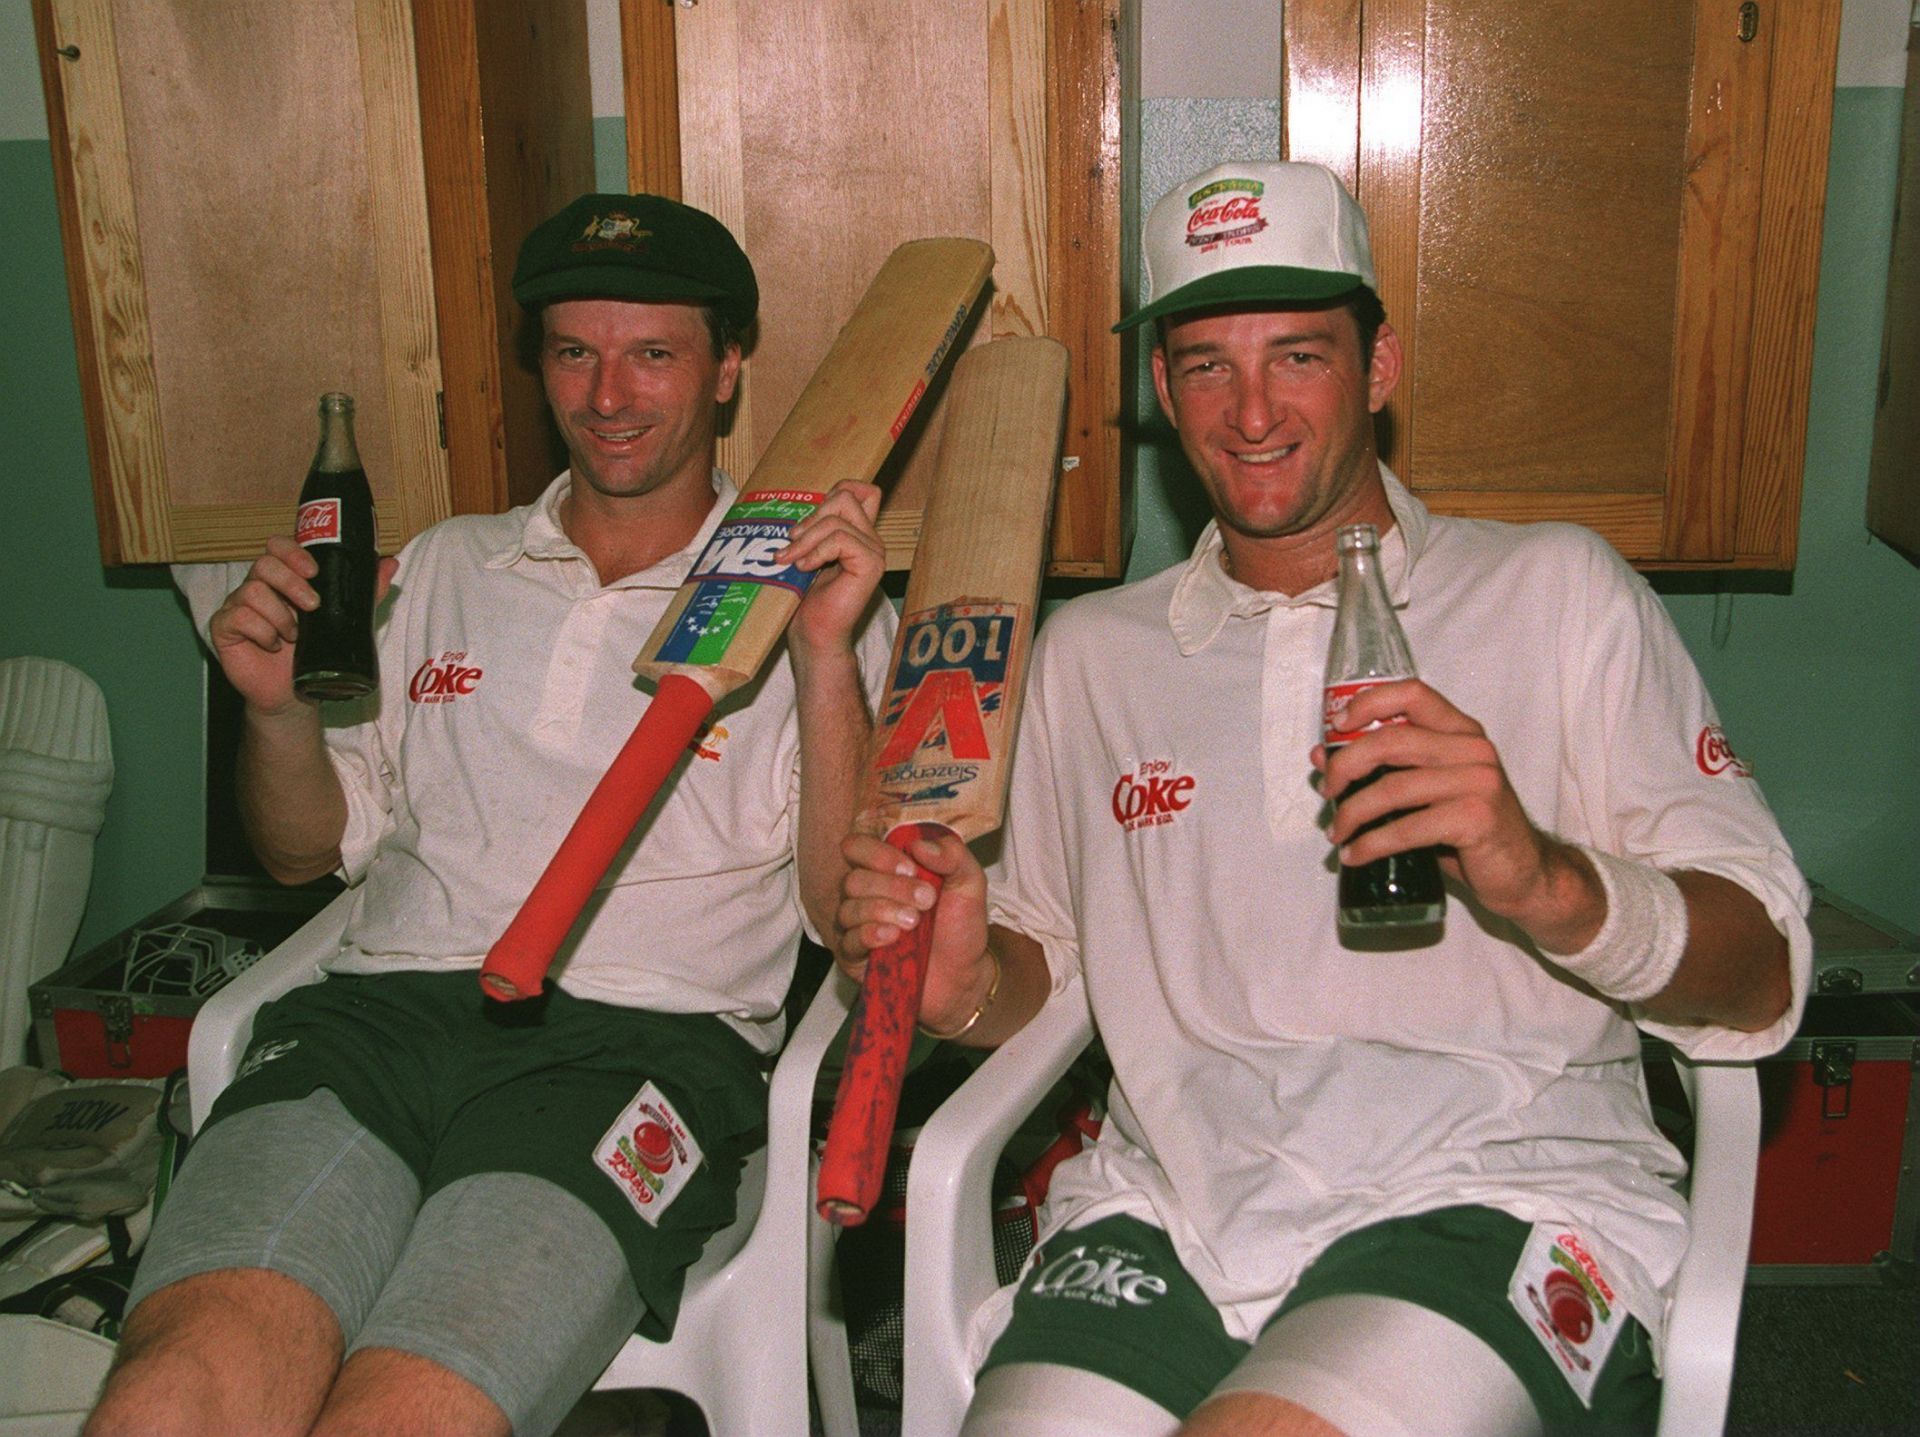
[980,1207,1660,1432]
[206,968,768,1339]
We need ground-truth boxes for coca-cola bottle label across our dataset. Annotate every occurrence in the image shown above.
[296,497,343,546]
[1322,676,1412,745]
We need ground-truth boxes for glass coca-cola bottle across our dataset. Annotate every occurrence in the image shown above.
[1322,523,1445,930]
[291,393,379,701]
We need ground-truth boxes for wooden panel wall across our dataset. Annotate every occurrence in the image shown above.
[623,0,1128,577]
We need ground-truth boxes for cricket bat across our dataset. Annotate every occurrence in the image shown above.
[479,238,995,1001]
[815,335,1068,1225]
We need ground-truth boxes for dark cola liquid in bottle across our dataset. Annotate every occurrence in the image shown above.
[1323,523,1445,930]
[291,393,379,701]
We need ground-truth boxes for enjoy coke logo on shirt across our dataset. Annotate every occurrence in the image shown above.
[409,650,484,704]
[1111,758,1196,832]
[1695,724,1752,777]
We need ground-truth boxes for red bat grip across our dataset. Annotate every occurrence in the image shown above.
[816,822,948,1225]
[480,673,715,1001]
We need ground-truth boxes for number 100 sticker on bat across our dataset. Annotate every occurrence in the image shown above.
[480,238,994,1002]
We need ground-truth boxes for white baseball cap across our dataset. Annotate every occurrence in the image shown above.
[1117,161,1377,331]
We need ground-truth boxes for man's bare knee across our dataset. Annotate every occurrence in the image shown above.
[1182,1391,1347,1437]
[311,1346,510,1437]
[85,1268,342,1437]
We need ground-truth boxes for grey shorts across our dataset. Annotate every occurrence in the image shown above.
[128,1089,642,1437]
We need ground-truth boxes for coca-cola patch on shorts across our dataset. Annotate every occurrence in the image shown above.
[593,1081,703,1228]
[1507,1222,1626,1407]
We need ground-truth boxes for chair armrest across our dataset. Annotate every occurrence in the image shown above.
[1656,1057,1760,1437]
[902,974,1095,1434]
[186,891,355,1132]
[752,966,855,1248]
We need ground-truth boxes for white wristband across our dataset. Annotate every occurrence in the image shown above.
[1552,847,1688,1004]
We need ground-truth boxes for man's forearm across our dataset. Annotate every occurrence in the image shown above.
[1635,869,1791,1031]
[238,704,348,885]
[792,643,873,945]
[1524,842,1791,1032]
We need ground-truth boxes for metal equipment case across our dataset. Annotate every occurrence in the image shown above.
[1748,887,1919,1285]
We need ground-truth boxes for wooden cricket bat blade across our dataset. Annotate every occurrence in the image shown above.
[817,335,1069,1224]
[479,238,994,1002]
[634,238,994,691]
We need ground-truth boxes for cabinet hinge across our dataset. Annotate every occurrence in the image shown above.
[437,391,448,451]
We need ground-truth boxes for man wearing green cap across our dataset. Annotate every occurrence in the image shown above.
[837,161,1809,1434]
[89,194,897,1437]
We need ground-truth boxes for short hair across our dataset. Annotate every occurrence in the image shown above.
[699,305,743,362]
[1346,286,1386,371]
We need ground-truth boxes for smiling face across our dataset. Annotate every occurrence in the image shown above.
[539,298,740,506]
[1152,301,1402,590]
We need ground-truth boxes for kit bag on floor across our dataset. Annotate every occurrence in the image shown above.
[0,1068,162,1221]
[0,1067,186,1337]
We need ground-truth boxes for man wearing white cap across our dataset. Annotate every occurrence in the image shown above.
[837,161,1810,1435]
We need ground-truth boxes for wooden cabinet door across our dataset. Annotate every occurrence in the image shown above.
[34,0,593,566]
[620,0,1132,578]
[1285,0,1840,568]
[1867,14,1920,560]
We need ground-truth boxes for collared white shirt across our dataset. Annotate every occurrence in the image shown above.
[982,468,1811,1353]
[312,471,896,1052]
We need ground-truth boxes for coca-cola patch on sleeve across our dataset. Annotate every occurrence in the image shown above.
[1694,724,1753,778]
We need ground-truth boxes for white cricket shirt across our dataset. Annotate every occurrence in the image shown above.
[984,470,1812,1355]
[311,472,895,1052]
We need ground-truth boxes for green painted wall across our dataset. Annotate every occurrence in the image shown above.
[0,138,208,955]
[594,115,626,193]
[1660,88,1919,932]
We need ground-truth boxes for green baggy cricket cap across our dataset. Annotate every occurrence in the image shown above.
[511,192,759,332]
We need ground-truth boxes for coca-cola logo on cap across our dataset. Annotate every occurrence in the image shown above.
[1185,178,1267,248]
[1695,724,1752,778]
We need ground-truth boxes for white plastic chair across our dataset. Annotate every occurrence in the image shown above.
[0,1313,116,1437]
[0,658,114,1068]
[899,974,1762,1437]
[188,890,860,1436]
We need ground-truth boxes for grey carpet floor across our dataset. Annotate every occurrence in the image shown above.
[1725,1283,1918,1436]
